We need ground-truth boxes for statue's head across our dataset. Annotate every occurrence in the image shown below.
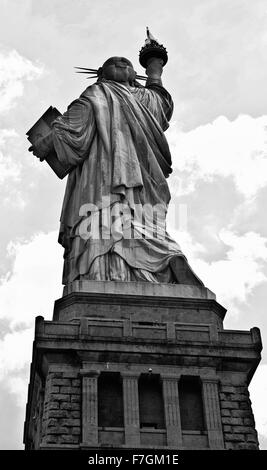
[98,57,136,85]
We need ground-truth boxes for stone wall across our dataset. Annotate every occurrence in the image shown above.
[219,383,259,449]
[41,370,81,447]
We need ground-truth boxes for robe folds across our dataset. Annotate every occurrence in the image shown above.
[51,79,203,285]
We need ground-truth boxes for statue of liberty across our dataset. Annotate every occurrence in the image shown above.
[28,29,203,287]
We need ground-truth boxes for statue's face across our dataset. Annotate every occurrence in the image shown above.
[101,57,136,85]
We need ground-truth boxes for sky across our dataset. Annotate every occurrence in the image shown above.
[0,0,267,449]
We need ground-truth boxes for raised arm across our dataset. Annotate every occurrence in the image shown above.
[133,57,173,129]
[145,57,164,87]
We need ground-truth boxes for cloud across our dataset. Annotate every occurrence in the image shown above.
[0,231,63,327]
[168,227,267,315]
[0,129,21,184]
[195,230,267,308]
[0,329,33,382]
[0,230,63,444]
[0,48,44,114]
[167,114,267,198]
[0,383,26,449]
[6,376,29,408]
[249,364,267,448]
[0,48,44,189]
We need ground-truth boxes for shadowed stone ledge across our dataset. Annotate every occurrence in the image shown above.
[63,280,216,300]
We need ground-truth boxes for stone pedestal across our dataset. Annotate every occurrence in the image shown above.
[24,281,262,450]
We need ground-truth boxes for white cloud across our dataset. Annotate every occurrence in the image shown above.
[2,190,26,210]
[0,231,63,415]
[220,230,267,263]
[167,114,267,198]
[0,231,63,327]
[0,48,44,187]
[0,48,44,114]
[6,376,29,408]
[0,129,21,184]
[195,230,267,308]
[167,227,207,259]
[0,328,33,382]
[169,227,267,314]
[0,327,33,410]
[249,364,267,447]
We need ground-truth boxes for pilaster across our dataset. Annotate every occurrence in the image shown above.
[80,370,99,446]
[162,375,183,448]
[121,372,140,447]
[202,378,224,449]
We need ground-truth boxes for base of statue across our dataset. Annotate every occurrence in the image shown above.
[24,280,261,450]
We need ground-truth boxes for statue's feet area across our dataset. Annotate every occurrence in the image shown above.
[169,255,204,287]
[73,253,203,286]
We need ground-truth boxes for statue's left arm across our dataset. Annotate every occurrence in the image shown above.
[29,94,96,170]
[51,97,96,169]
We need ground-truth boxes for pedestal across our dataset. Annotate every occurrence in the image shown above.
[24,281,262,450]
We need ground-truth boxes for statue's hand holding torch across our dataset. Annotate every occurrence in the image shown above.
[139,27,168,77]
[146,57,164,79]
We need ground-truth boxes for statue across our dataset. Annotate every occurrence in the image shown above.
[28,29,203,286]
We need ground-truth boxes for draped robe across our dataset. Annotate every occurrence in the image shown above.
[50,79,203,285]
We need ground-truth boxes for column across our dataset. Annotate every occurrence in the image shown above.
[122,372,140,447]
[162,375,183,447]
[81,371,99,446]
[202,378,224,449]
